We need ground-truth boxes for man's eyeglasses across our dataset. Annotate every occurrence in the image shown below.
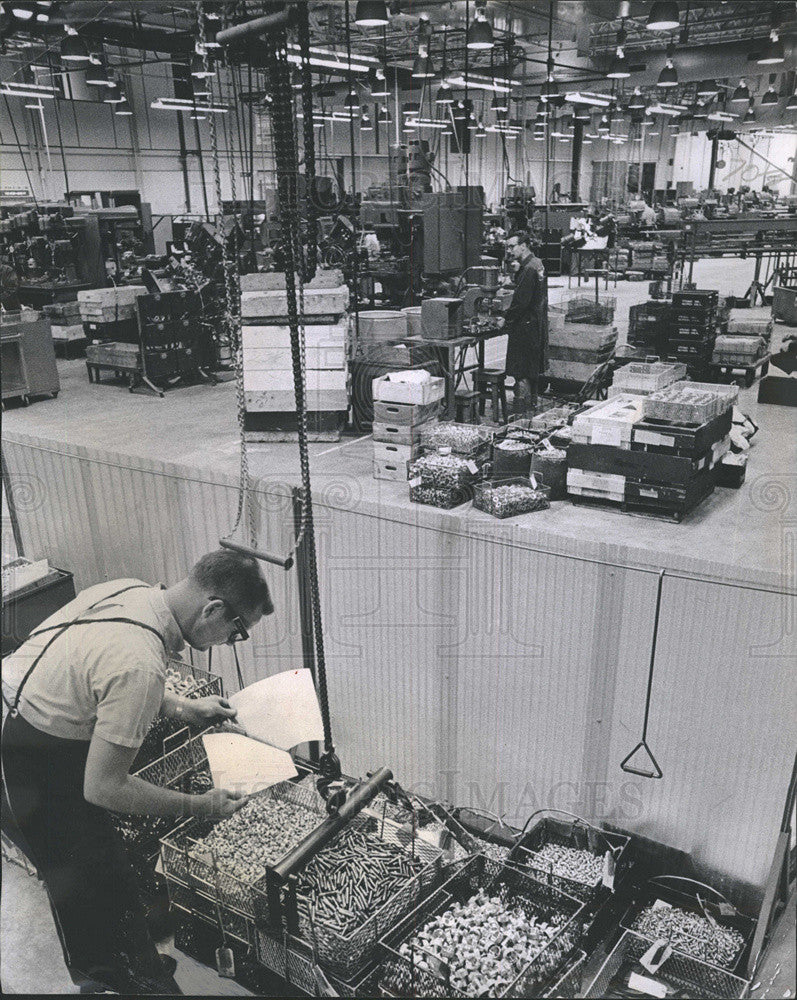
[210,596,250,644]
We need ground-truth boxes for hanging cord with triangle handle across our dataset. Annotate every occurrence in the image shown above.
[620,568,665,780]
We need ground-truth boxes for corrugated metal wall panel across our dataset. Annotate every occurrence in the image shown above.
[606,573,796,890]
[3,438,304,696]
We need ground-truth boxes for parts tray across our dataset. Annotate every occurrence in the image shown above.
[584,930,750,999]
[566,443,726,486]
[619,879,756,978]
[378,855,586,999]
[631,407,732,455]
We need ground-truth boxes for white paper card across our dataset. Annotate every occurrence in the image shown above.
[591,423,623,447]
[634,430,675,448]
[628,972,668,998]
[202,732,297,795]
[228,668,326,750]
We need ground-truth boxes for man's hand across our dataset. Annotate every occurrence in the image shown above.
[197,788,248,819]
[181,695,238,728]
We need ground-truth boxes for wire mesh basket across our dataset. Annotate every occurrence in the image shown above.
[555,293,617,326]
[112,727,213,891]
[286,810,444,981]
[159,778,328,922]
[541,949,587,998]
[508,811,633,904]
[378,855,585,998]
[133,657,223,770]
[584,930,750,998]
[167,875,253,948]
[619,876,755,975]
[254,921,381,998]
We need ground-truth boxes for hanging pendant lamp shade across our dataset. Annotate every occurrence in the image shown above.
[355,1,389,27]
[491,93,508,113]
[475,121,486,137]
[361,113,373,131]
[411,50,435,79]
[191,53,214,78]
[731,79,750,103]
[657,57,677,88]
[435,80,453,104]
[744,99,755,120]
[369,67,389,97]
[85,60,110,86]
[696,79,717,98]
[761,77,778,106]
[647,1,680,31]
[378,105,391,123]
[757,30,785,65]
[540,78,558,102]
[786,91,797,111]
[607,50,630,79]
[467,11,493,50]
[103,82,124,103]
[628,87,646,110]
[344,89,360,111]
[61,32,89,61]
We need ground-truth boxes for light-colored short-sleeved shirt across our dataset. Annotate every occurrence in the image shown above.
[2,579,185,748]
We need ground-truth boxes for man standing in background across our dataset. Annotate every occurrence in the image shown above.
[503,231,548,413]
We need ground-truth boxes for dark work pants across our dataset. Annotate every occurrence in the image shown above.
[1,712,180,995]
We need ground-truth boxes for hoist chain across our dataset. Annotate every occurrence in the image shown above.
[296,0,317,283]
[265,27,333,757]
[198,3,256,548]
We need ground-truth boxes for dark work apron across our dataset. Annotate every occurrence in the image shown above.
[1,585,181,995]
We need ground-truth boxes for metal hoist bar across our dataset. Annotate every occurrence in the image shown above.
[219,538,294,571]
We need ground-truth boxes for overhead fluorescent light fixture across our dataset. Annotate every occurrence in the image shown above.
[151,97,229,113]
[286,44,379,74]
[444,72,512,94]
[565,91,611,107]
[0,80,56,98]
[647,102,687,116]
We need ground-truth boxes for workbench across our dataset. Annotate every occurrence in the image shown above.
[404,324,506,418]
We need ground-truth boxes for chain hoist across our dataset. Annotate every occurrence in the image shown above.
[212,3,341,798]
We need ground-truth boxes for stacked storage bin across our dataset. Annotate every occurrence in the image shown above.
[712,307,773,368]
[371,371,445,481]
[627,301,670,356]
[78,284,147,344]
[547,294,618,382]
[408,422,492,509]
[566,387,735,520]
[608,361,686,397]
[240,270,349,439]
[665,289,718,378]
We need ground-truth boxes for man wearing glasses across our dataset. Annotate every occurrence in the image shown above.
[1,548,273,994]
[502,230,548,414]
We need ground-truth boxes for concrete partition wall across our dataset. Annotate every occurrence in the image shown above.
[3,432,795,906]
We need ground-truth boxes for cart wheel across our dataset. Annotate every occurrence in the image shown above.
[744,371,755,388]
[761,360,769,377]
[51,391,59,399]
[21,395,30,406]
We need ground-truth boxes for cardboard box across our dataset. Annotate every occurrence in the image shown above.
[372,372,445,405]
[240,286,349,319]
[242,321,347,351]
[242,368,347,394]
[242,346,346,371]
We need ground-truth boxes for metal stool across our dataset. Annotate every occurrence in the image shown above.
[474,368,508,424]
[454,390,481,424]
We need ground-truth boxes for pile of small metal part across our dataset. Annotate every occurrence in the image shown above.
[409,483,469,509]
[411,452,479,490]
[478,482,550,518]
[421,422,489,454]
[632,902,745,968]
[296,826,424,936]
[524,843,604,885]
[397,887,560,995]
[194,795,322,882]
[164,664,204,698]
